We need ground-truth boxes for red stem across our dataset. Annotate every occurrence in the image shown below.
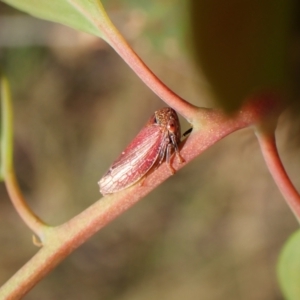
[0,95,284,299]
[69,0,199,121]
[256,131,300,222]
[106,28,198,121]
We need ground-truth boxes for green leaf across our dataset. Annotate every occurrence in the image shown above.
[0,75,14,180]
[190,0,293,112]
[278,229,300,300]
[1,0,110,39]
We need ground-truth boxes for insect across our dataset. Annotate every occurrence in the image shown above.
[98,107,185,195]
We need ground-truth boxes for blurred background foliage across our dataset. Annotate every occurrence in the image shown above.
[0,0,299,299]
[190,0,293,112]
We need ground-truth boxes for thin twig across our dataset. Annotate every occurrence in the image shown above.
[4,170,49,239]
[68,0,198,121]
[256,131,300,222]
[1,77,49,240]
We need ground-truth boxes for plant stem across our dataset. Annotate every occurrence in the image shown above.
[0,94,283,298]
[1,76,48,240]
[5,170,49,239]
[256,131,300,222]
[69,0,198,121]
[104,26,198,121]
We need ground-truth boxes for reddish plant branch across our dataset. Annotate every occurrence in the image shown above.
[104,29,198,121]
[69,0,198,121]
[0,94,287,299]
[256,131,300,222]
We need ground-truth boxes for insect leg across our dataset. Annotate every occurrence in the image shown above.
[183,127,193,137]
[166,143,176,174]
[157,137,169,166]
[170,133,185,163]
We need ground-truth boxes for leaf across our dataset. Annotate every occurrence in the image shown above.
[278,229,300,300]
[1,0,110,39]
[189,0,293,112]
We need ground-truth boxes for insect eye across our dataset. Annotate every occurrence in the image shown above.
[168,122,176,131]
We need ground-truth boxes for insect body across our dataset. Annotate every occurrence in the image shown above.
[98,107,184,195]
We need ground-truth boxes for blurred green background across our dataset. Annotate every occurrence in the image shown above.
[0,1,299,299]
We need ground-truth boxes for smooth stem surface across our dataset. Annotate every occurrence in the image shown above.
[105,28,198,121]
[70,0,198,121]
[0,95,284,299]
[0,193,138,299]
[5,170,48,238]
[1,77,48,239]
[256,131,300,222]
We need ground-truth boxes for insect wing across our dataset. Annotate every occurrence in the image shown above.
[99,124,164,195]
